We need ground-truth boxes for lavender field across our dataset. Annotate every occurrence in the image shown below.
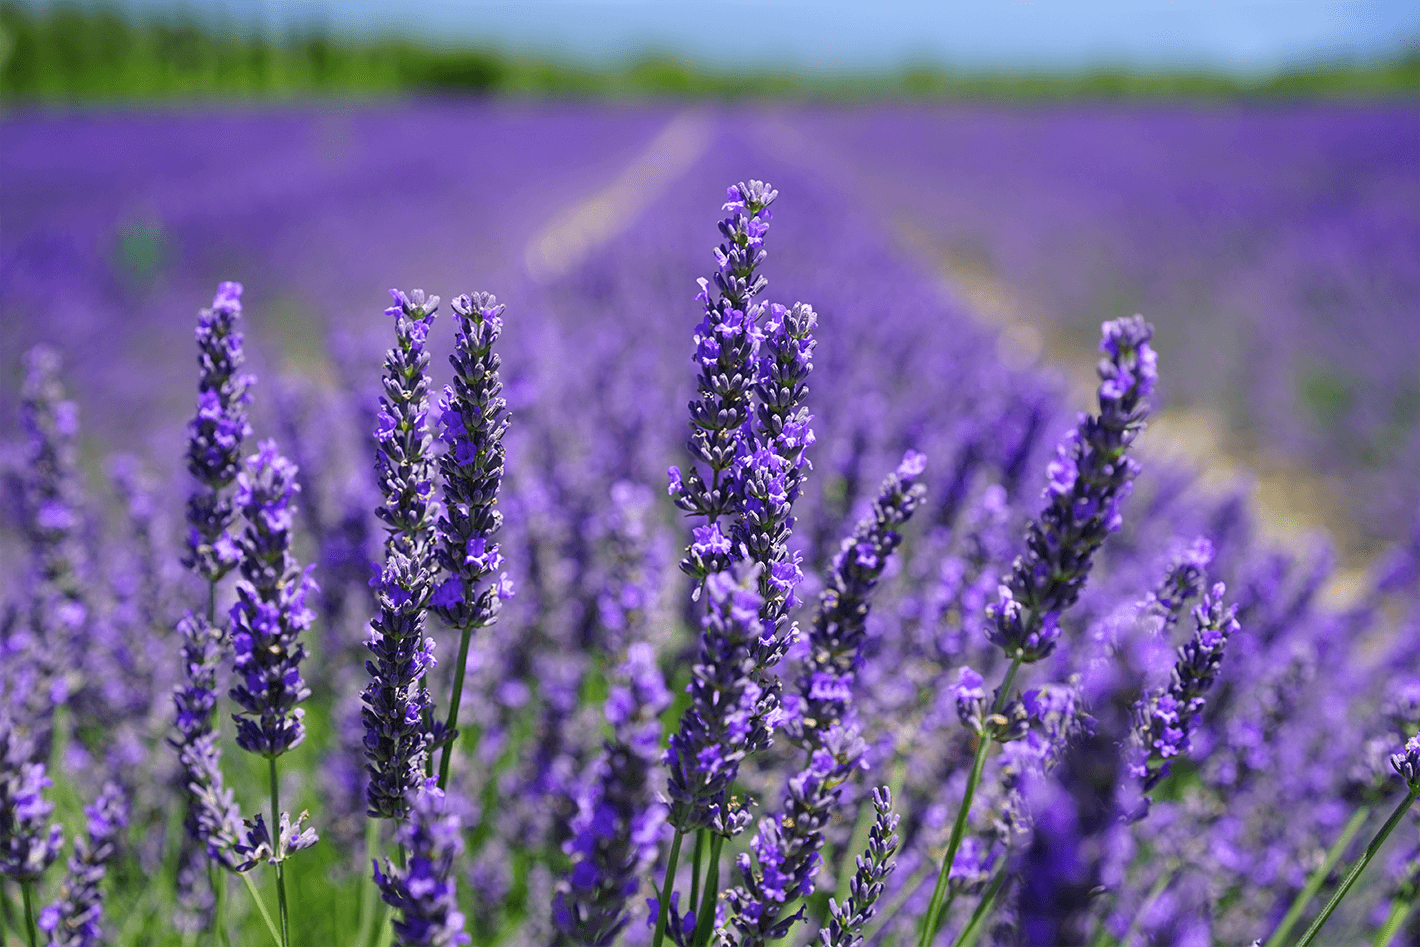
[1,102,1418,947]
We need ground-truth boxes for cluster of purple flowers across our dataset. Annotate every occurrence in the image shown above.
[2,166,1418,947]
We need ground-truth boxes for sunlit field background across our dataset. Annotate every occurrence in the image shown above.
[2,2,1418,945]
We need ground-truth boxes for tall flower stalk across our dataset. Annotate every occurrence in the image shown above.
[917,316,1158,946]
[430,292,513,791]
[229,440,320,946]
[654,569,779,947]
[373,781,471,947]
[173,282,256,936]
[37,780,127,947]
[1294,733,1420,947]
[364,289,441,821]
[552,643,670,945]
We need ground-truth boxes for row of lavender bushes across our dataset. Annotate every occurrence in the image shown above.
[2,180,1419,946]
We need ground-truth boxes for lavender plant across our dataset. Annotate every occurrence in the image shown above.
[228,440,319,944]
[918,314,1157,945]
[364,289,441,821]
[429,292,513,791]
[2,152,1419,947]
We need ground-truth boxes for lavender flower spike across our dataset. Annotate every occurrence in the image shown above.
[363,552,438,819]
[229,440,317,758]
[553,643,671,946]
[671,182,778,570]
[818,787,900,947]
[0,711,64,882]
[376,288,441,564]
[986,314,1157,663]
[788,451,926,744]
[1128,582,1240,797]
[725,725,865,947]
[430,292,513,788]
[663,567,779,836]
[184,281,254,586]
[38,780,128,947]
[735,300,818,667]
[364,289,441,818]
[171,612,251,873]
[374,780,471,947]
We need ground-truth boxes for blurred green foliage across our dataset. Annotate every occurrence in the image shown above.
[1,0,1417,102]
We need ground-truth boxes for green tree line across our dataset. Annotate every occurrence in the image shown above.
[2,0,1417,102]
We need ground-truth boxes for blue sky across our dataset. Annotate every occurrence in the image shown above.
[100,0,1420,73]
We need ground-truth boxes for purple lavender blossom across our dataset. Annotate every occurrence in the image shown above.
[735,300,818,663]
[726,725,865,946]
[818,787,900,947]
[1393,732,1420,791]
[376,288,441,564]
[37,780,128,947]
[170,612,253,873]
[363,553,438,819]
[10,346,88,752]
[374,781,471,947]
[429,293,513,781]
[986,315,1157,663]
[431,292,512,629]
[787,452,927,744]
[0,711,64,882]
[364,288,442,819]
[670,182,778,573]
[183,282,254,585]
[228,440,317,758]
[663,567,779,836]
[1128,583,1240,797]
[552,643,671,945]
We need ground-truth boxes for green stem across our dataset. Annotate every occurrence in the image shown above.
[652,828,686,947]
[1373,891,1417,947]
[358,819,381,947]
[689,829,706,921]
[19,882,36,947]
[1297,788,1419,947]
[268,757,291,947]
[918,655,1022,947]
[239,872,283,947]
[436,622,477,791]
[213,864,233,947]
[693,835,724,947]
[1262,803,1372,947]
[953,871,1008,947]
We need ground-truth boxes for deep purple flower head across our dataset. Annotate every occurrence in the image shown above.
[38,780,129,947]
[184,282,255,583]
[432,292,511,636]
[726,725,865,946]
[552,643,670,945]
[375,288,442,568]
[363,551,438,819]
[0,711,64,882]
[228,441,317,758]
[664,567,780,835]
[374,781,471,947]
[817,787,899,947]
[1128,583,1239,799]
[1393,731,1420,791]
[788,453,926,745]
[671,182,779,547]
[987,317,1156,663]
